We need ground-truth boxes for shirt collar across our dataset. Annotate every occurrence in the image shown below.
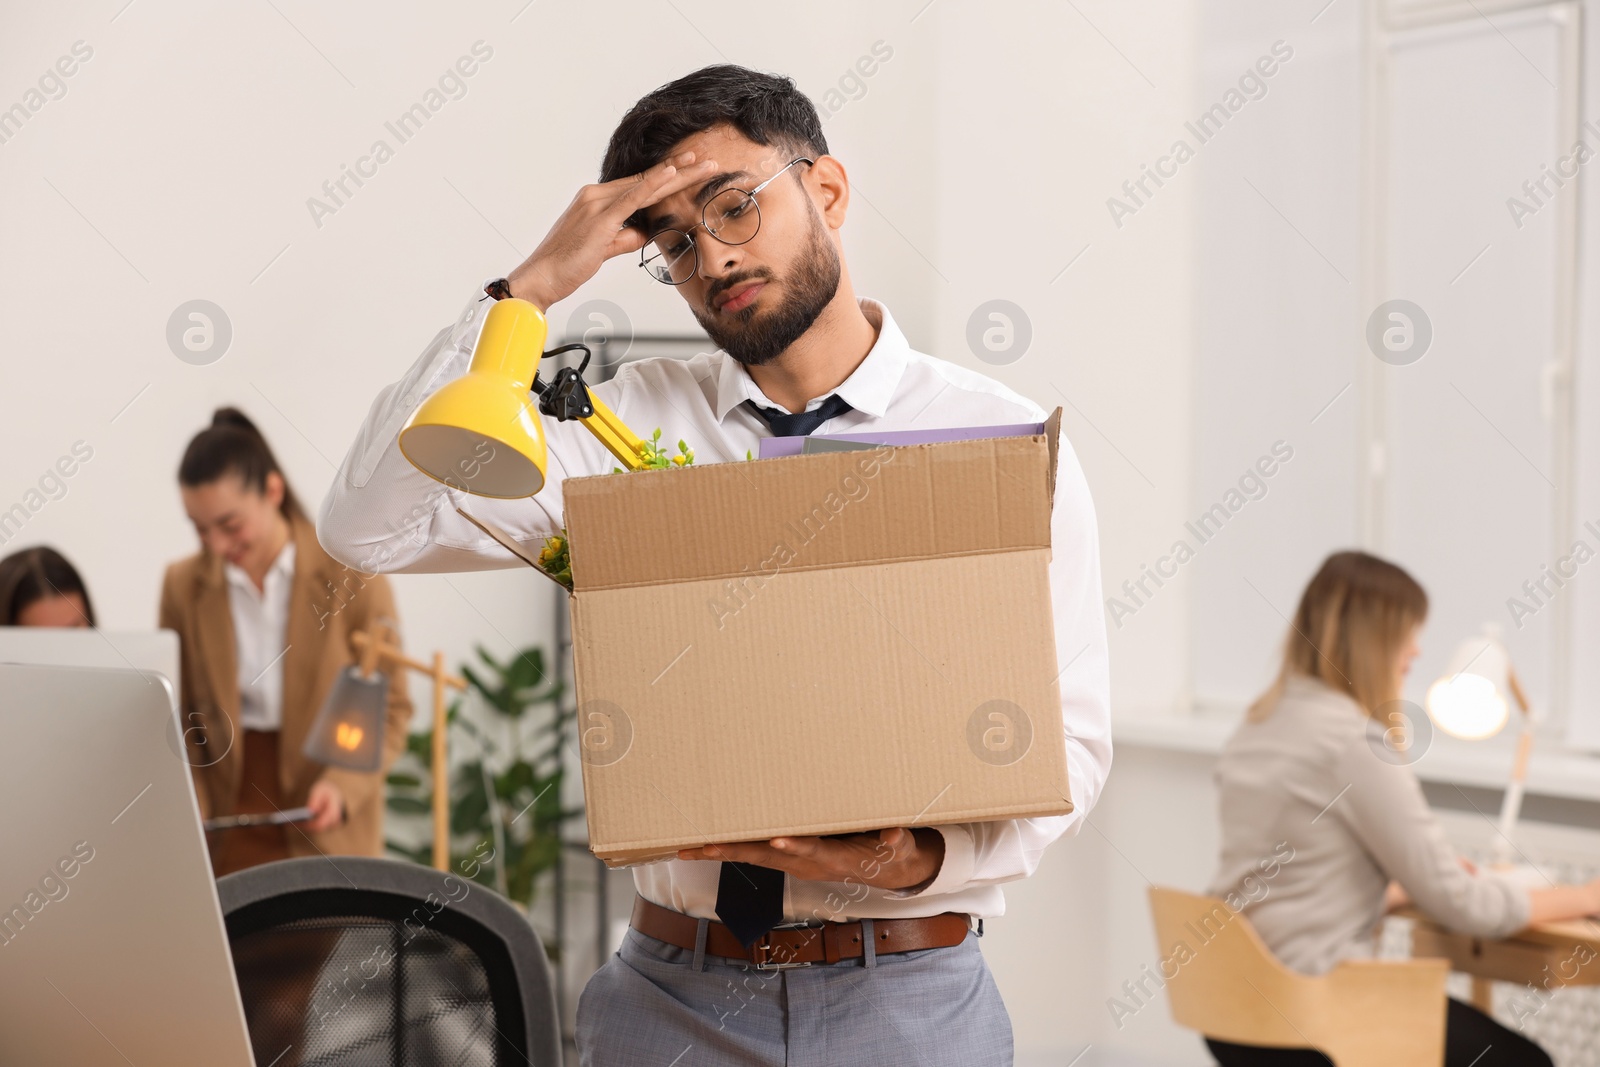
[224,538,296,592]
[713,296,910,422]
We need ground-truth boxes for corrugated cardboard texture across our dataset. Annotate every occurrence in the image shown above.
[572,552,1068,863]
[1042,407,1061,504]
[563,417,1070,865]
[563,430,1056,592]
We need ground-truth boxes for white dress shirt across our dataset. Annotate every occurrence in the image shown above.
[318,285,1112,922]
[224,539,296,732]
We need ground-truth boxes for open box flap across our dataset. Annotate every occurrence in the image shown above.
[564,425,1059,594]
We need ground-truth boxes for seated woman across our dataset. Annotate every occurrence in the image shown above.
[1207,550,1599,1067]
[160,406,414,877]
[0,546,96,627]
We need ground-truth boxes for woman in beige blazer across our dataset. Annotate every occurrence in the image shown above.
[160,407,413,877]
[1206,551,1599,1067]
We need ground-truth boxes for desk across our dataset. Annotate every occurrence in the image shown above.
[1402,908,1600,1010]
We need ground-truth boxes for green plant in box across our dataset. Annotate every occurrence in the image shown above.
[535,428,696,590]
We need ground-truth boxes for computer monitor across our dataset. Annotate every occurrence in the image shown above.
[0,637,257,1065]
[0,627,179,710]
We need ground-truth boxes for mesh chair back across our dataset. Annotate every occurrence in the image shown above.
[217,857,560,1067]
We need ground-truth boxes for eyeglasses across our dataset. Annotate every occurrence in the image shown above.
[639,157,814,285]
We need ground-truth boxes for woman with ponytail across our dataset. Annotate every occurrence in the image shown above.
[159,407,414,877]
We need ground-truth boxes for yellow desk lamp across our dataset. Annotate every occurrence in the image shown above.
[389,297,648,870]
[399,298,648,496]
[1424,624,1533,866]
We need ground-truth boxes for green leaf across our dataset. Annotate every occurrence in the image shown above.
[497,760,537,799]
[504,651,546,707]
[451,779,490,835]
[453,715,489,747]
[461,663,496,702]
[385,638,587,912]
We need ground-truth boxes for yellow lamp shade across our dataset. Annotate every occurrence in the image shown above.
[399,297,551,498]
[1425,625,1512,740]
[304,665,388,772]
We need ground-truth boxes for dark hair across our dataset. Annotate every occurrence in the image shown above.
[0,546,97,626]
[599,64,829,233]
[178,407,304,521]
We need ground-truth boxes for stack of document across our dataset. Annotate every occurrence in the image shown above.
[757,421,1047,459]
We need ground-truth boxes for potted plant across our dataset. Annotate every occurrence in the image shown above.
[385,643,582,958]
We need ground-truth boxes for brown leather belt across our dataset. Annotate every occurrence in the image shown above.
[630,895,971,968]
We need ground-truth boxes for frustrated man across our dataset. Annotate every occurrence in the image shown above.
[319,63,1110,1067]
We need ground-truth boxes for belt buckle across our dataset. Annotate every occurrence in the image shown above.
[751,927,814,971]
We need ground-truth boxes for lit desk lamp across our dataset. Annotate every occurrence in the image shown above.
[303,618,467,872]
[1425,624,1533,866]
[399,297,649,496]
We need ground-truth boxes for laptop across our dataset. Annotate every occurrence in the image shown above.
[0,629,257,1066]
[0,626,179,706]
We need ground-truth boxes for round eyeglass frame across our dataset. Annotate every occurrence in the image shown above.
[639,157,814,285]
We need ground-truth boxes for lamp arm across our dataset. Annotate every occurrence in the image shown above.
[531,343,647,471]
[1505,663,1533,718]
[349,631,467,690]
[581,393,649,471]
[1492,663,1537,867]
[357,621,385,676]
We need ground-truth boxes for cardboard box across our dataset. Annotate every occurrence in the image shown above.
[468,409,1071,867]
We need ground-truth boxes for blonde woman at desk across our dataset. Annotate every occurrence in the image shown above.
[159,407,413,877]
[1206,550,1600,1067]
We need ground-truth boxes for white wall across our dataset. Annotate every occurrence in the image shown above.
[1186,0,1367,713]
[1,0,1202,1061]
[0,0,1199,727]
[931,2,1199,724]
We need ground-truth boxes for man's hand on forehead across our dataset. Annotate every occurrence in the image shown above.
[640,143,803,233]
[505,148,718,309]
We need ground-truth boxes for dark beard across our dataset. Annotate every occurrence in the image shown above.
[693,217,841,368]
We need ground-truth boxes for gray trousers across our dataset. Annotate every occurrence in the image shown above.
[575,923,1014,1066]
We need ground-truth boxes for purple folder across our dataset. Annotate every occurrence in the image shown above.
[757,421,1046,459]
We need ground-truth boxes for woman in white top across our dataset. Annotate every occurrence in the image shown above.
[1207,550,1600,1067]
[160,407,413,876]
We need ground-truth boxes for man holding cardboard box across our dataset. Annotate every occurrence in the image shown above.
[319,64,1109,1067]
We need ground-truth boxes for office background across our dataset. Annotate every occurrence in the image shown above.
[4,0,1599,1063]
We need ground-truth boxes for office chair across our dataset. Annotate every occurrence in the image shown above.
[1148,887,1449,1067]
[217,856,561,1067]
